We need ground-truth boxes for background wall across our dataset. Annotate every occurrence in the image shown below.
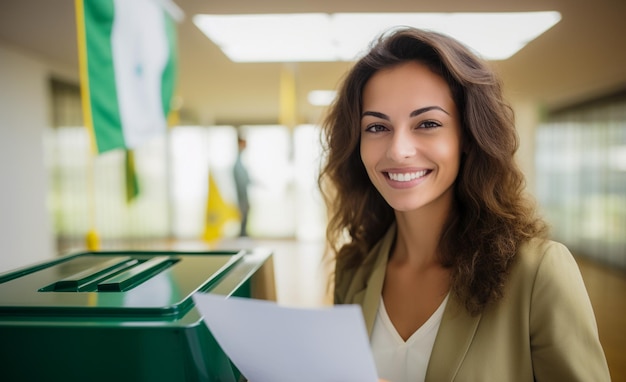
[0,43,55,272]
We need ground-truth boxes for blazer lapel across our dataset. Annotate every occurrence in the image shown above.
[358,225,396,335]
[347,223,481,381]
[425,295,482,381]
[361,250,388,334]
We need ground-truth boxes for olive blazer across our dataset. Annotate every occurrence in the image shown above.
[334,224,611,381]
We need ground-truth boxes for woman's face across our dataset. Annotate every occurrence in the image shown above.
[359,61,462,213]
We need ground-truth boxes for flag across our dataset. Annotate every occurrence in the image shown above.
[204,173,241,242]
[75,0,181,154]
[124,149,140,202]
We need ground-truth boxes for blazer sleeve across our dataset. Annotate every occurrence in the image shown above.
[529,241,611,381]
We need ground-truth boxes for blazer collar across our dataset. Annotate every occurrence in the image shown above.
[425,294,482,381]
[360,224,396,334]
[355,223,483,381]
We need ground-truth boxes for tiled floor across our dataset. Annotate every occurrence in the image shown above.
[175,236,625,380]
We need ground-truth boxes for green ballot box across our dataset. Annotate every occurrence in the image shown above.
[0,249,275,382]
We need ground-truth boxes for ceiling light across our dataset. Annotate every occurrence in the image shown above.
[193,12,561,63]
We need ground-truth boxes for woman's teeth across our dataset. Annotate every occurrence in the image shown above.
[388,170,428,182]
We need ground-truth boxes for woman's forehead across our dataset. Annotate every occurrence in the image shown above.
[362,62,456,113]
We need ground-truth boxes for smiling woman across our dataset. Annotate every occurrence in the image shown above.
[318,27,611,382]
[359,61,462,213]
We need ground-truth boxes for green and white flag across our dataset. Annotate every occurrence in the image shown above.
[76,0,181,153]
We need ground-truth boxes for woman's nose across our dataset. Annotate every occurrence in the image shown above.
[387,129,417,161]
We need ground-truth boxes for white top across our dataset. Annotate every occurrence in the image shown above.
[370,294,449,382]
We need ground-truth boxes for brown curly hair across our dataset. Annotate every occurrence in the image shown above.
[318,27,548,315]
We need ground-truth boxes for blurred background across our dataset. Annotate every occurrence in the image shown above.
[0,0,625,378]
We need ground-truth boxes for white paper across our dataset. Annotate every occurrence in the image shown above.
[192,292,379,382]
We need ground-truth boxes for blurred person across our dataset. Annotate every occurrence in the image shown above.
[319,27,610,382]
[233,132,251,237]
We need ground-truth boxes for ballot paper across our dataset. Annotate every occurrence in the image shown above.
[192,292,379,382]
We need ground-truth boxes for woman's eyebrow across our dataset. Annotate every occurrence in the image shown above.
[362,106,450,120]
[410,106,450,116]
[361,111,389,120]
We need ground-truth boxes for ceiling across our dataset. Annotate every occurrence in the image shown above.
[1,0,625,126]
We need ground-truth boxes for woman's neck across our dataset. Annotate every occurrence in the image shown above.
[392,193,454,269]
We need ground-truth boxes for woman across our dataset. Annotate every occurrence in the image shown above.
[318,27,610,382]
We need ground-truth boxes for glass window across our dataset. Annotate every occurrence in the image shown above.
[536,95,626,270]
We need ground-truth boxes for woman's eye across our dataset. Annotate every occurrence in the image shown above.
[365,124,387,133]
[419,120,441,129]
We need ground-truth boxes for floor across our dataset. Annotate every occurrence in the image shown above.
[201,237,626,381]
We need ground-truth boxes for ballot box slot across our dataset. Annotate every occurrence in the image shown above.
[39,256,180,293]
[39,256,138,292]
[97,256,177,292]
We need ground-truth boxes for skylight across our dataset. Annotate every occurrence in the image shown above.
[193,12,561,62]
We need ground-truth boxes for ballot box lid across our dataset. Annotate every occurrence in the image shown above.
[0,250,244,319]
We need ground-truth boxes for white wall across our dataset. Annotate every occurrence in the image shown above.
[0,43,55,273]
